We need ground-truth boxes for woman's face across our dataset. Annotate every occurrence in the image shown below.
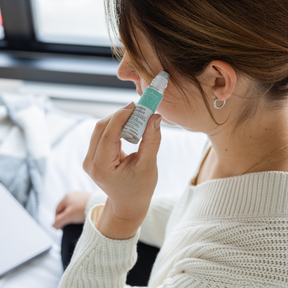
[117,38,213,132]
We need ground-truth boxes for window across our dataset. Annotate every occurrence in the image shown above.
[0,8,4,40]
[0,0,133,88]
[32,0,110,46]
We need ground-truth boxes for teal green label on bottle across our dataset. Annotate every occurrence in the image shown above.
[138,87,163,113]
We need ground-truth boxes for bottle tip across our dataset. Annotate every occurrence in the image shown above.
[158,71,170,80]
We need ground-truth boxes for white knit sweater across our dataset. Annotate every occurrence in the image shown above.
[59,171,288,287]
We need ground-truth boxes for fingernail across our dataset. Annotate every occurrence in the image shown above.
[124,102,135,110]
[154,116,162,129]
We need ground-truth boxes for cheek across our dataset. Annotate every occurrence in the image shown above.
[156,102,185,127]
[156,87,190,125]
[135,79,149,96]
[139,80,149,94]
[157,100,178,115]
[157,96,180,119]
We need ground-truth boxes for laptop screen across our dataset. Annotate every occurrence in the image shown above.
[0,184,52,277]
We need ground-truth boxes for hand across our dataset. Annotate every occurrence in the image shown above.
[82,102,162,239]
[52,191,91,230]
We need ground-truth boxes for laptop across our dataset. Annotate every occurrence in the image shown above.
[0,183,52,277]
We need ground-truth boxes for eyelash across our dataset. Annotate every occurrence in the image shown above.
[127,62,137,74]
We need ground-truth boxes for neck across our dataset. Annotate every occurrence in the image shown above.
[207,105,288,179]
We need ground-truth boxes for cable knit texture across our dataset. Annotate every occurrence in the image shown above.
[149,171,288,288]
[58,204,139,287]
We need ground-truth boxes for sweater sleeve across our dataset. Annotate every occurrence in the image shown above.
[58,204,139,288]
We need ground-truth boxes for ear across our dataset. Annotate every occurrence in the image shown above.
[202,60,237,102]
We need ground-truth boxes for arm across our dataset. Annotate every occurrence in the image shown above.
[84,191,107,217]
[58,204,140,288]
[58,204,194,288]
[85,192,178,247]
[59,204,198,288]
[80,102,162,241]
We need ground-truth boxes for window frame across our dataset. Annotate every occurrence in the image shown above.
[0,0,133,89]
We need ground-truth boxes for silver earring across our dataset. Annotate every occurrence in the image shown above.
[214,98,226,109]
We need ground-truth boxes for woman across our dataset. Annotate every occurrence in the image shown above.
[56,0,288,286]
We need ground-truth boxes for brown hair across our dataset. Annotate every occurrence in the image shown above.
[105,0,288,123]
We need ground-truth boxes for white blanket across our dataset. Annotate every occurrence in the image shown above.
[0,94,89,219]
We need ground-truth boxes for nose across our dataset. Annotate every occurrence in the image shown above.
[117,52,140,82]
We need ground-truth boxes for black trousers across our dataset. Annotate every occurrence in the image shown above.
[61,224,160,286]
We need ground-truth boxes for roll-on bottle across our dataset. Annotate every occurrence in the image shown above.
[121,71,170,144]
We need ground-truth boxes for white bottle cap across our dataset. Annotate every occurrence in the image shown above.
[151,71,170,92]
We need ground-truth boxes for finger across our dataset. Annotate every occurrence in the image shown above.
[52,211,71,230]
[55,197,67,216]
[96,102,135,167]
[84,115,113,167]
[119,139,127,162]
[137,114,162,165]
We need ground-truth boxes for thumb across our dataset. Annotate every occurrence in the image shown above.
[55,197,67,216]
[137,114,162,164]
[53,210,71,230]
